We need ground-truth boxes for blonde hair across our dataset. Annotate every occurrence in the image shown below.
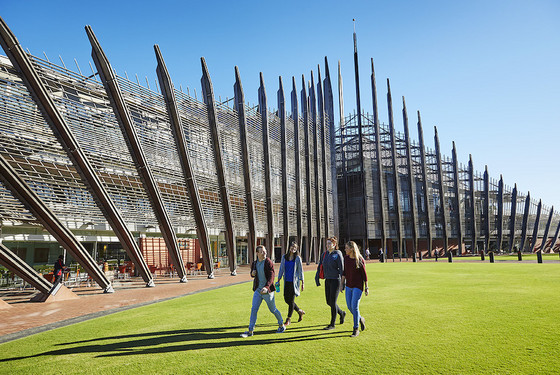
[346,241,363,269]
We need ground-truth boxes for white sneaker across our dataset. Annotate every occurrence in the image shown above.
[240,331,253,338]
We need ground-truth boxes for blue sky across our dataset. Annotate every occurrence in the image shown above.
[2,0,559,210]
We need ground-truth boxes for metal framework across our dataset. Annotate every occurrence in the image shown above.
[310,72,321,262]
[155,45,216,277]
[0,17,558,306]
[0,18,146,289]
[200,58,233,277]
[87,26,188,282]
[336,52,560,256]
[291,77,303,250]
[0,242,52,295]
[258,74,275,253]
[233,67,257,264]
[0,17,335,299]
[0,151,112,292]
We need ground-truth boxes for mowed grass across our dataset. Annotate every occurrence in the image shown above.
[450,253,560,262]
[1,262,560,374]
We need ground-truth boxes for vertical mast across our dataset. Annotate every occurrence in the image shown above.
[353,22,369,250]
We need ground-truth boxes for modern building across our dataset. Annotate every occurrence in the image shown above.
[0,18,334,291]
[0,18,558,295]
[336,32,560,258]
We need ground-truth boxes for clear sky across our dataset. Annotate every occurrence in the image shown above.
[2,0,559,210]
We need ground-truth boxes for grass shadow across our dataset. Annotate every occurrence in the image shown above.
[1,325,347,362]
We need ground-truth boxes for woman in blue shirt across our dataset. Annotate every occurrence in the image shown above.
[277,241,305,326]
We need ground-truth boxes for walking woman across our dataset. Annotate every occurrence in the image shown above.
[341,241,369,337]
[241,245,285,337]
[315,236,346,330]
[277,241,305,326]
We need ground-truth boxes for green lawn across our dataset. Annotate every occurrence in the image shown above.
[444,253,560,262]
[1,262,559,374]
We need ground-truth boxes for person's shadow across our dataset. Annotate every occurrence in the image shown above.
[1,324,345,361]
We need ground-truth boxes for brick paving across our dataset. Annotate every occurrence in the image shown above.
[0,263,319,343]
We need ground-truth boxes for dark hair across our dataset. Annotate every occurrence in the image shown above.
[327,236,338,250]
[286,241,300,260]
[58,255,64,259]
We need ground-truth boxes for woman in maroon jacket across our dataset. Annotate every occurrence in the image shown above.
[341,241,369,337]
[241,245,285,337]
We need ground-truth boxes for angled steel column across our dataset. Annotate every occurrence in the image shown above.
[301,76,313,264]
[549,218,560,253]
[339,62,350,243]
[540,206,554,252]
[451,142,464,255]
[0,243,53,295]
[318,66,330,242]
[468,155,477,252]
[483,166,490,252]
[529,200,542,252]
[519,193,531,251]
[507,184,518,252]
[310,72,321,262]
[402,97,418,257]
[417,112,433,255]
[278,76,289,255]
[310,71,322,262]
[0,154,112,292]
[434,127,449,253]
[87,27,188,281]
[0,18,148,288]
[154,46,220,276]
[234,67,257,264]
[324,57,339,239]
[353,31,369,249]
[258,74,275,254]
[496,176,504,252]
[200,57,234,276]
[387,80,403,257]
[372,60,387,253]
[291,77,303,250]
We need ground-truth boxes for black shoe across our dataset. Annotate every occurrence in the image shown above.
[340,311,346,325]
[360,316,366,331]
[323,325,335,330]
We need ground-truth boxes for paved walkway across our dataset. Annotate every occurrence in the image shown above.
[0,263,319,344]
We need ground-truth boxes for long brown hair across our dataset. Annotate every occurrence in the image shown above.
[346,241,363,269]
[286,241,300,260]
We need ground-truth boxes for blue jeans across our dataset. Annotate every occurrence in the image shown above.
[345,287,363,329]
[249,289,283,331]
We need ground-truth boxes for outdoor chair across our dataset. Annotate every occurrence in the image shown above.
[148,265,157,278]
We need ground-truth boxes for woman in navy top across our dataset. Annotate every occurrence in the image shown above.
[315,236,346,330]
[278,241,305,326]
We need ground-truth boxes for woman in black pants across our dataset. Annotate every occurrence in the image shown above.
[277,242,305,326]
[315,236,345,330]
